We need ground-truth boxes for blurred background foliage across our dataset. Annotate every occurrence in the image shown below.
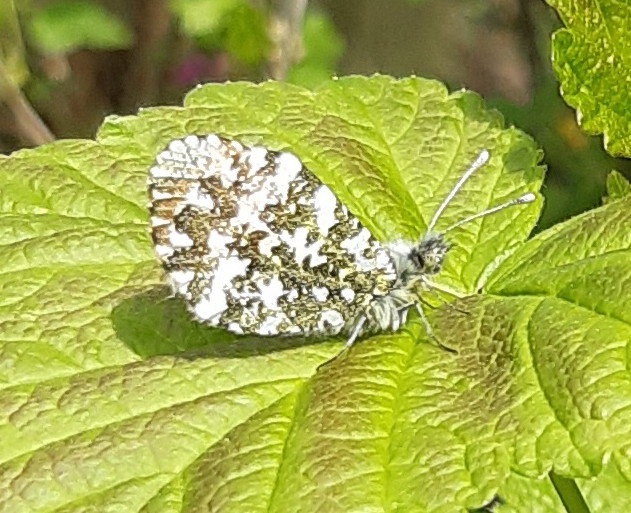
[0,0,628,230]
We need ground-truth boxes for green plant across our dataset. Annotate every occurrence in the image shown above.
[1,2,630,512]
[169,0,269,67]
[26,1,132,54]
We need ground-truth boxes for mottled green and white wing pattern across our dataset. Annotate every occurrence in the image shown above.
[148,134,398,339]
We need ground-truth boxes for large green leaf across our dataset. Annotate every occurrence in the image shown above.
[547,0,631,157]
[1,76,628,512]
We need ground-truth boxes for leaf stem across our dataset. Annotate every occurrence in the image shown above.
[0,62,55,146]
[267,0,308,80]
[549,472,591,513]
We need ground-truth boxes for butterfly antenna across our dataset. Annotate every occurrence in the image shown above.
[426,150,490,233]
[442,192,536,234]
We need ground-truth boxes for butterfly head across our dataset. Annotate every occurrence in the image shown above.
[395,150,536,293]
[409,234,450,276]
[408,150,535,280]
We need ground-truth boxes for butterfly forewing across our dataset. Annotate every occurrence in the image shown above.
[148,134,398,338]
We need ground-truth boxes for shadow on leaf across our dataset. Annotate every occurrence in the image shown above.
[111,286,332,359]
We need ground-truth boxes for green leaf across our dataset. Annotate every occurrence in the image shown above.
[169,0,268,66]
[605,170,631,201]
[26,1,132,53]
[287,9,344,88]
[547,0,631,157]
[222,3,268,66]
[578,460,631,512]
[3,75,628,512]
[169,0,240,38]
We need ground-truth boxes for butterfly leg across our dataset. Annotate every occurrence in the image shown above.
[421,278,468,314]
[414,303,434,338]
[345,315,367,348]
[414,302,457,354]
[423,279,464,299]
[398,306,409,327]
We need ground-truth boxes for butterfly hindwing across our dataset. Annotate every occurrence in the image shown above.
[148,134,398,338]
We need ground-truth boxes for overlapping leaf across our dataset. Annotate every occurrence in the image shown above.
[547,0,631,156]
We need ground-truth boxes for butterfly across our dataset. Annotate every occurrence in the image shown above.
[148,134,534,346]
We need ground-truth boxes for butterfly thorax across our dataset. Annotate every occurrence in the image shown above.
[350,234,450,336]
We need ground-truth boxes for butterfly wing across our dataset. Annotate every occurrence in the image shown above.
[148,134,397,338]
